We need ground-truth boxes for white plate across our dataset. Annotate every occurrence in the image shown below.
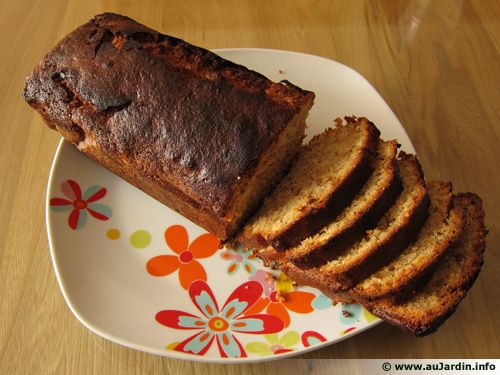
[46,48,414,363]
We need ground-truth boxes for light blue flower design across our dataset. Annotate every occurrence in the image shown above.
[220,245,258,275]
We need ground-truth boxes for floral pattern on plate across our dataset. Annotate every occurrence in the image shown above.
[245,331,300,356]
[301,331,327,347]
[220,245,258,275]
[146,225,220,289]
[156,280,284,358]
[49,179,112,229]
[245,271,315,328]
[49,177,381,360]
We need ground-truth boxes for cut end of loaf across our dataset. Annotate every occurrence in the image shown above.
[224,99,313,237]
[239,116,380,249]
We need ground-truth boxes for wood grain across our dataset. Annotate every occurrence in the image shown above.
[0,0,498,373]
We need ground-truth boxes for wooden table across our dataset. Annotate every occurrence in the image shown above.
[1,0,498,373]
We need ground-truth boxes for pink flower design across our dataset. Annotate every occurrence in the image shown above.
[50,179,112,230]
[249,270,275,297]
[156,280,284,358]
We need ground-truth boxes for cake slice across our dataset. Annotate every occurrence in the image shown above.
[366,193,486,336]
[254,139,401,265]
[281,153,429,291]
[277,191,485,335]
[352,182,466,300]
[239,117,380,251]
[286,140,402,266]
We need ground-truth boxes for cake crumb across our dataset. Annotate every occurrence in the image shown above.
[342,310,353,318]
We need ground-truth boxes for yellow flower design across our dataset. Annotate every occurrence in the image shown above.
[245,331,300,356]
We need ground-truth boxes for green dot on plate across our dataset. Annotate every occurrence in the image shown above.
[130,230,151,249]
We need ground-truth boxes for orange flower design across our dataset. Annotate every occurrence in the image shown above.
[146,225,220,289]
[244,272,315,328]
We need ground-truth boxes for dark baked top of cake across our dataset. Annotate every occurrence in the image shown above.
[23,13,314,216]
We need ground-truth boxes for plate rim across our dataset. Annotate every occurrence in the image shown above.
[44,47,414,363]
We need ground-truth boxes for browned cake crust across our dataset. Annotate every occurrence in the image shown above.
[23,13,314,239]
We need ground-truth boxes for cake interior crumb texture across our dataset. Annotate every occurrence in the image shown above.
[225,104,310,235]
[368,193,486,335]
[313,154,428,287]
[324,155,425,266]
[288,140,400,264]
[241,117,379,249]
[355,181,466,299]
[277,153,428,292]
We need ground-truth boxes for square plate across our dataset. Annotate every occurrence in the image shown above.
[46,48,414,363]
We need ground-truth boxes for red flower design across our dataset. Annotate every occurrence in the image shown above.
[156,280,284,358]
[50,179,112,230]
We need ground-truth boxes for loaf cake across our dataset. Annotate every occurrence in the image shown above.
[239,117,380,250]
[366,193,486,335]
[23,13,315,240]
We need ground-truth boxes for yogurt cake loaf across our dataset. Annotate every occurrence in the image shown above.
[23,13,315,240]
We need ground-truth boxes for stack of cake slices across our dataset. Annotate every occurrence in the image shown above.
[238,116,487,336]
